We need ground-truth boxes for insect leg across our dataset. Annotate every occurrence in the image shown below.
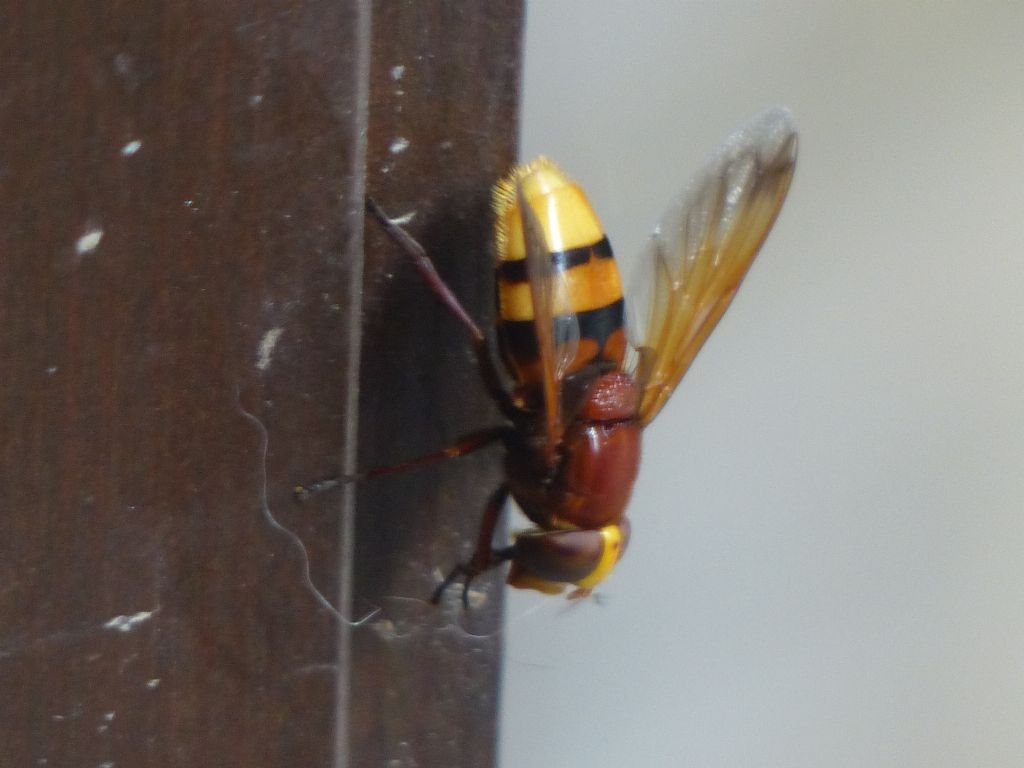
[294,426,515,501]
[431,483,511,608]
[365,197,520,420]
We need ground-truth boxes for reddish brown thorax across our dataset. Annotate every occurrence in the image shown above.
[508,372,641,532]
[555,372,641,528]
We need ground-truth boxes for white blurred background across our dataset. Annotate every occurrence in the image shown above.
[502,3,1024,766]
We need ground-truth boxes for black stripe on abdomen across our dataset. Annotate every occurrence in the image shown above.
[497,236,613,283]
[499,298,625,366]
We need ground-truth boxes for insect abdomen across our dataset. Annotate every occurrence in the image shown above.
[492,158,626,387]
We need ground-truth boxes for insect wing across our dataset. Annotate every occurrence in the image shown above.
[628,107,798,426]
[518,182,580,466]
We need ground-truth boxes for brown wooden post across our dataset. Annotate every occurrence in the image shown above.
[0,2,523,766]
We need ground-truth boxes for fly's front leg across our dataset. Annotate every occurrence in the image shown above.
[432,483,511,608]
[365,198,520,421]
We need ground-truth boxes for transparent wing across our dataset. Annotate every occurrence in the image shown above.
[518,183,580,466]
[627,107,798,426]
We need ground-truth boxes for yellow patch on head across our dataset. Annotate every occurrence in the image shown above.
[574,524,625,590]
[506,572,568,595]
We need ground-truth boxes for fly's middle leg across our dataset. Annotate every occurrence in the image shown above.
[294,426,515,501]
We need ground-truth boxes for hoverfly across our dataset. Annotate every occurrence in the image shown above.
[309,108,796,606]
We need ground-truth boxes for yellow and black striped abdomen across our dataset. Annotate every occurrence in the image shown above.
[492,158,627,388]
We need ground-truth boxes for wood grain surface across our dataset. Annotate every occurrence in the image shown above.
[0,2,523,765]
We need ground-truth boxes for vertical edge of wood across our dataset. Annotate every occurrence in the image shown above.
[335,3,373,766]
